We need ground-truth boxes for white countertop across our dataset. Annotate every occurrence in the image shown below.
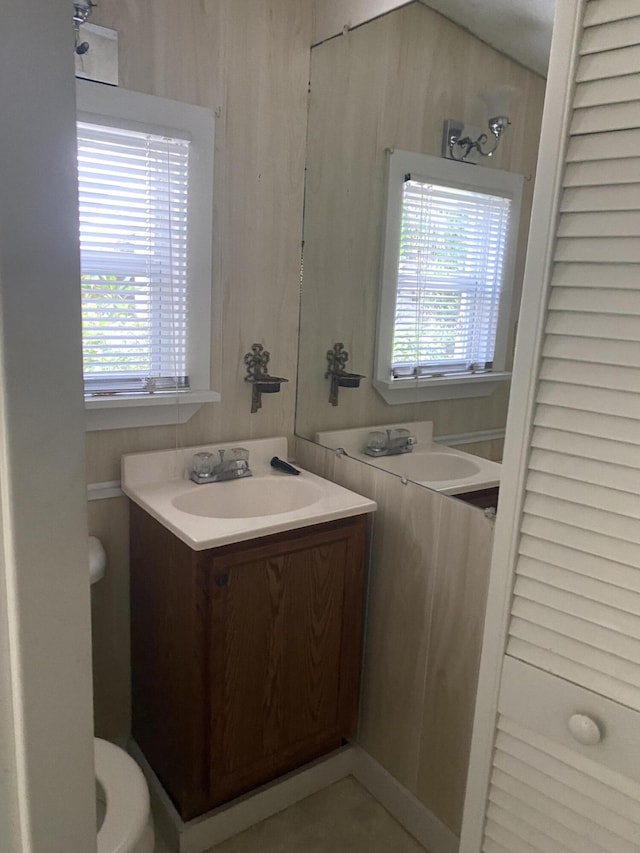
[122,437,377,551]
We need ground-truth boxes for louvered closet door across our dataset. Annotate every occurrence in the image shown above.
[509,0,640,712]
[481,1,640,850]
[485,659,640,853]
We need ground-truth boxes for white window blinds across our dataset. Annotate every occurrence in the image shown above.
[392,178,512,378]
[77,121,190,395]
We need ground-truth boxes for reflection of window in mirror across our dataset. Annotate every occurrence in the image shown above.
[374,150,523,405]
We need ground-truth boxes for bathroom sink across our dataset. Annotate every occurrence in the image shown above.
[376,451,480,481]
[172,476,324,519]
[122,437,376,550]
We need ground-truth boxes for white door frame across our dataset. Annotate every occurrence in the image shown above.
[0,0,96,850]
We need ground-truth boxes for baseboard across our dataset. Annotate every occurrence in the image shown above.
[131,741,355,853]
[132,739,458,853]
[351,748,459,853]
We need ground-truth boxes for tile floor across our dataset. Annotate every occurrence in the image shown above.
[154,777,427,853]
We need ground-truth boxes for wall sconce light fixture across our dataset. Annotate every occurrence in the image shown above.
[73,0,96,54]
[244,343,288,414]
[325,343,365,407]
[442,84,517,164]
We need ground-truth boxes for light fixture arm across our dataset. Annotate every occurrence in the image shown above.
[73,0,96,55]
[447,115,510,162]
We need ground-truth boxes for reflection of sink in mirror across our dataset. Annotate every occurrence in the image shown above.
[172,476,324,519]
[316,422,500,496]
[375,452,480,482]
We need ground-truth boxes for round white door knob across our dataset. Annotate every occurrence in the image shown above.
[568,713,602,746]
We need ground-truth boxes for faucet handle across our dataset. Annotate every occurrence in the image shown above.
[229,447,251,473]
[365,431,388,456]
[192,451,215,478]
[388,427,410,441]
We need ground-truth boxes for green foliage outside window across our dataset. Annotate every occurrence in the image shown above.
[81,274,151,374]
[393,185,474,367]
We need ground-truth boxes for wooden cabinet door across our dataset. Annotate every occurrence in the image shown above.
[130,503,211,819]
[202,517,366,807]
[131,508,368,820]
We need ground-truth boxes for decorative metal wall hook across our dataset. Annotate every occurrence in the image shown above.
[325,343,365,407]
[243,343,288,414]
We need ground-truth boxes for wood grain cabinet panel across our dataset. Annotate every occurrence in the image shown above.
[130,503,368,820]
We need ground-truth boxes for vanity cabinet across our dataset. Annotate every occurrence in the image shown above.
[129,503,368,821]
[455,486,499,511]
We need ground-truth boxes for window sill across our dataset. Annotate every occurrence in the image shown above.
[373,372,511,405]
[85,390,221,431]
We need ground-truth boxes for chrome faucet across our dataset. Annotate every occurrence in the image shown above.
[190,448,252,484]
[364,428,417,457]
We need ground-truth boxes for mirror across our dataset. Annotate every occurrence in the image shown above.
[295,1,547,499]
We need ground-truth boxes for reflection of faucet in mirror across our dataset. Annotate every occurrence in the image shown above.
[364,428,416,458]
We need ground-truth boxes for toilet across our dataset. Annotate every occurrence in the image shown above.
[96,737,155,853]
[90,536,155,853]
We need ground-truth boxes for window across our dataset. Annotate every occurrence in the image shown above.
[375,150,523,404]
[76,80,218,430]
[78,122,190,394]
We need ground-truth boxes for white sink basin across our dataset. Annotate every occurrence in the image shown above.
[122,437,376,550]
[376,451,480,482]
[172,476,324,519]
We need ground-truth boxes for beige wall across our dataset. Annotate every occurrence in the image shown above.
[88,0,314,740]
[313,0,411,43]
[295,438,493,835]
[87,0,312,486]
[297,2,546,443]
